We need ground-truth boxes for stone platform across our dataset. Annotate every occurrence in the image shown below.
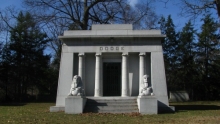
[51,96,174,114]
[84,97,138,113]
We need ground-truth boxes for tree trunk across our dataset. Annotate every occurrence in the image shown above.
[83,0,88,30]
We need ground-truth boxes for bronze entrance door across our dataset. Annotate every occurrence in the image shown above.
[103,62,121,96]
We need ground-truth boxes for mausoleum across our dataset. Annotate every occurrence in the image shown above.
[50,24,174,114]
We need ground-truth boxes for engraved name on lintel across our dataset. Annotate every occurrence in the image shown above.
[100,46,124,51]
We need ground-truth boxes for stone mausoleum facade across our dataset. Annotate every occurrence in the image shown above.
[50,24,173,114]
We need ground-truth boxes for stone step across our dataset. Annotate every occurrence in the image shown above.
[86,100,137,104]
[84,97,139,113]
[84,106,138,113]
[99,110,139,113]
[84,109,139,113]
[85,105,138,109]
[86,102,137,106]
[87,97,136,101]
[86,97,137,100]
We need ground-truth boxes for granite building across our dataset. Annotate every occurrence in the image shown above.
[50,24,173,114]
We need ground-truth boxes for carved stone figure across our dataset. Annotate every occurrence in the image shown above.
[140,75,154,96]
[68,75,84,96]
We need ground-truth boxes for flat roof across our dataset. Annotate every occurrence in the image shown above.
[59,24,166,39]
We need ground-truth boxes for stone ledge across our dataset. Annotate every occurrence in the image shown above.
[50,106,65,112]
[59,34,166,39]
[169,91,189,102]
[66,96,86,98]
[92,24,133,30]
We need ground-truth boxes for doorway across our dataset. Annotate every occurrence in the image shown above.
[103,62,121,96]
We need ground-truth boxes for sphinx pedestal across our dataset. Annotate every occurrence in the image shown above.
[65,96,87,114]
[137,96,157,114]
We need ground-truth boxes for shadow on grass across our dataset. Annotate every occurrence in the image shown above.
[0,103,26,106]
[174,105,220,112]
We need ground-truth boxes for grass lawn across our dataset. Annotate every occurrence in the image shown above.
[0,101,220,124]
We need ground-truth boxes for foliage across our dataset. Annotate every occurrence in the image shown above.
[0,102,220,123]
[23,0,157,30]
[195,14,220,100]
[22,0,159,67]
[160,14,220,100]
[0,1,220,102]
[159,15,180,91]
[174,21,197,98]
[0,12,55,102]
[180,0,220,18]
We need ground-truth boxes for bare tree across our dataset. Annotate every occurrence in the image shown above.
[0,7,20,46]
[42,18,66,61]
[180,0,220,18]
[22,0,158,59]
[23,0,157,29]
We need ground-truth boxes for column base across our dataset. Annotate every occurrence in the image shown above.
[94,89,101,97]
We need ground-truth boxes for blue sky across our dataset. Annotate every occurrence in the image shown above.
[128,0,190,29]
[0,0,22,8]
[0,0,211,55]
[0,0,187,30]
[2,0,216,37]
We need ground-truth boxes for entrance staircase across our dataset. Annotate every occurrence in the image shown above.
[84,97,139,113]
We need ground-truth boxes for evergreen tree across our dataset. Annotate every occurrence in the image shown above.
[0,12,51,102]
[196,14,220,100]
[0,43,12,101]
[159,15,179,91]
[177,21,197,99]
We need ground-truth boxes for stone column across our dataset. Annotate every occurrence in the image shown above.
[121,53,129,97]
[78,53,85,92]
[94,53,102,97]
[139,52,145,95]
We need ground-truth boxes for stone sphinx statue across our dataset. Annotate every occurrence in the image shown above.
[68,75,84,96]
[140,75,154,96]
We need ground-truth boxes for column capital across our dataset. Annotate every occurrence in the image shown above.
[95,53,102,56]
[78,53,85,57]
[122,52,129,56]
[139,52,146,56]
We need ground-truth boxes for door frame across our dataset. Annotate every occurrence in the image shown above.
[102,58,122,96]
